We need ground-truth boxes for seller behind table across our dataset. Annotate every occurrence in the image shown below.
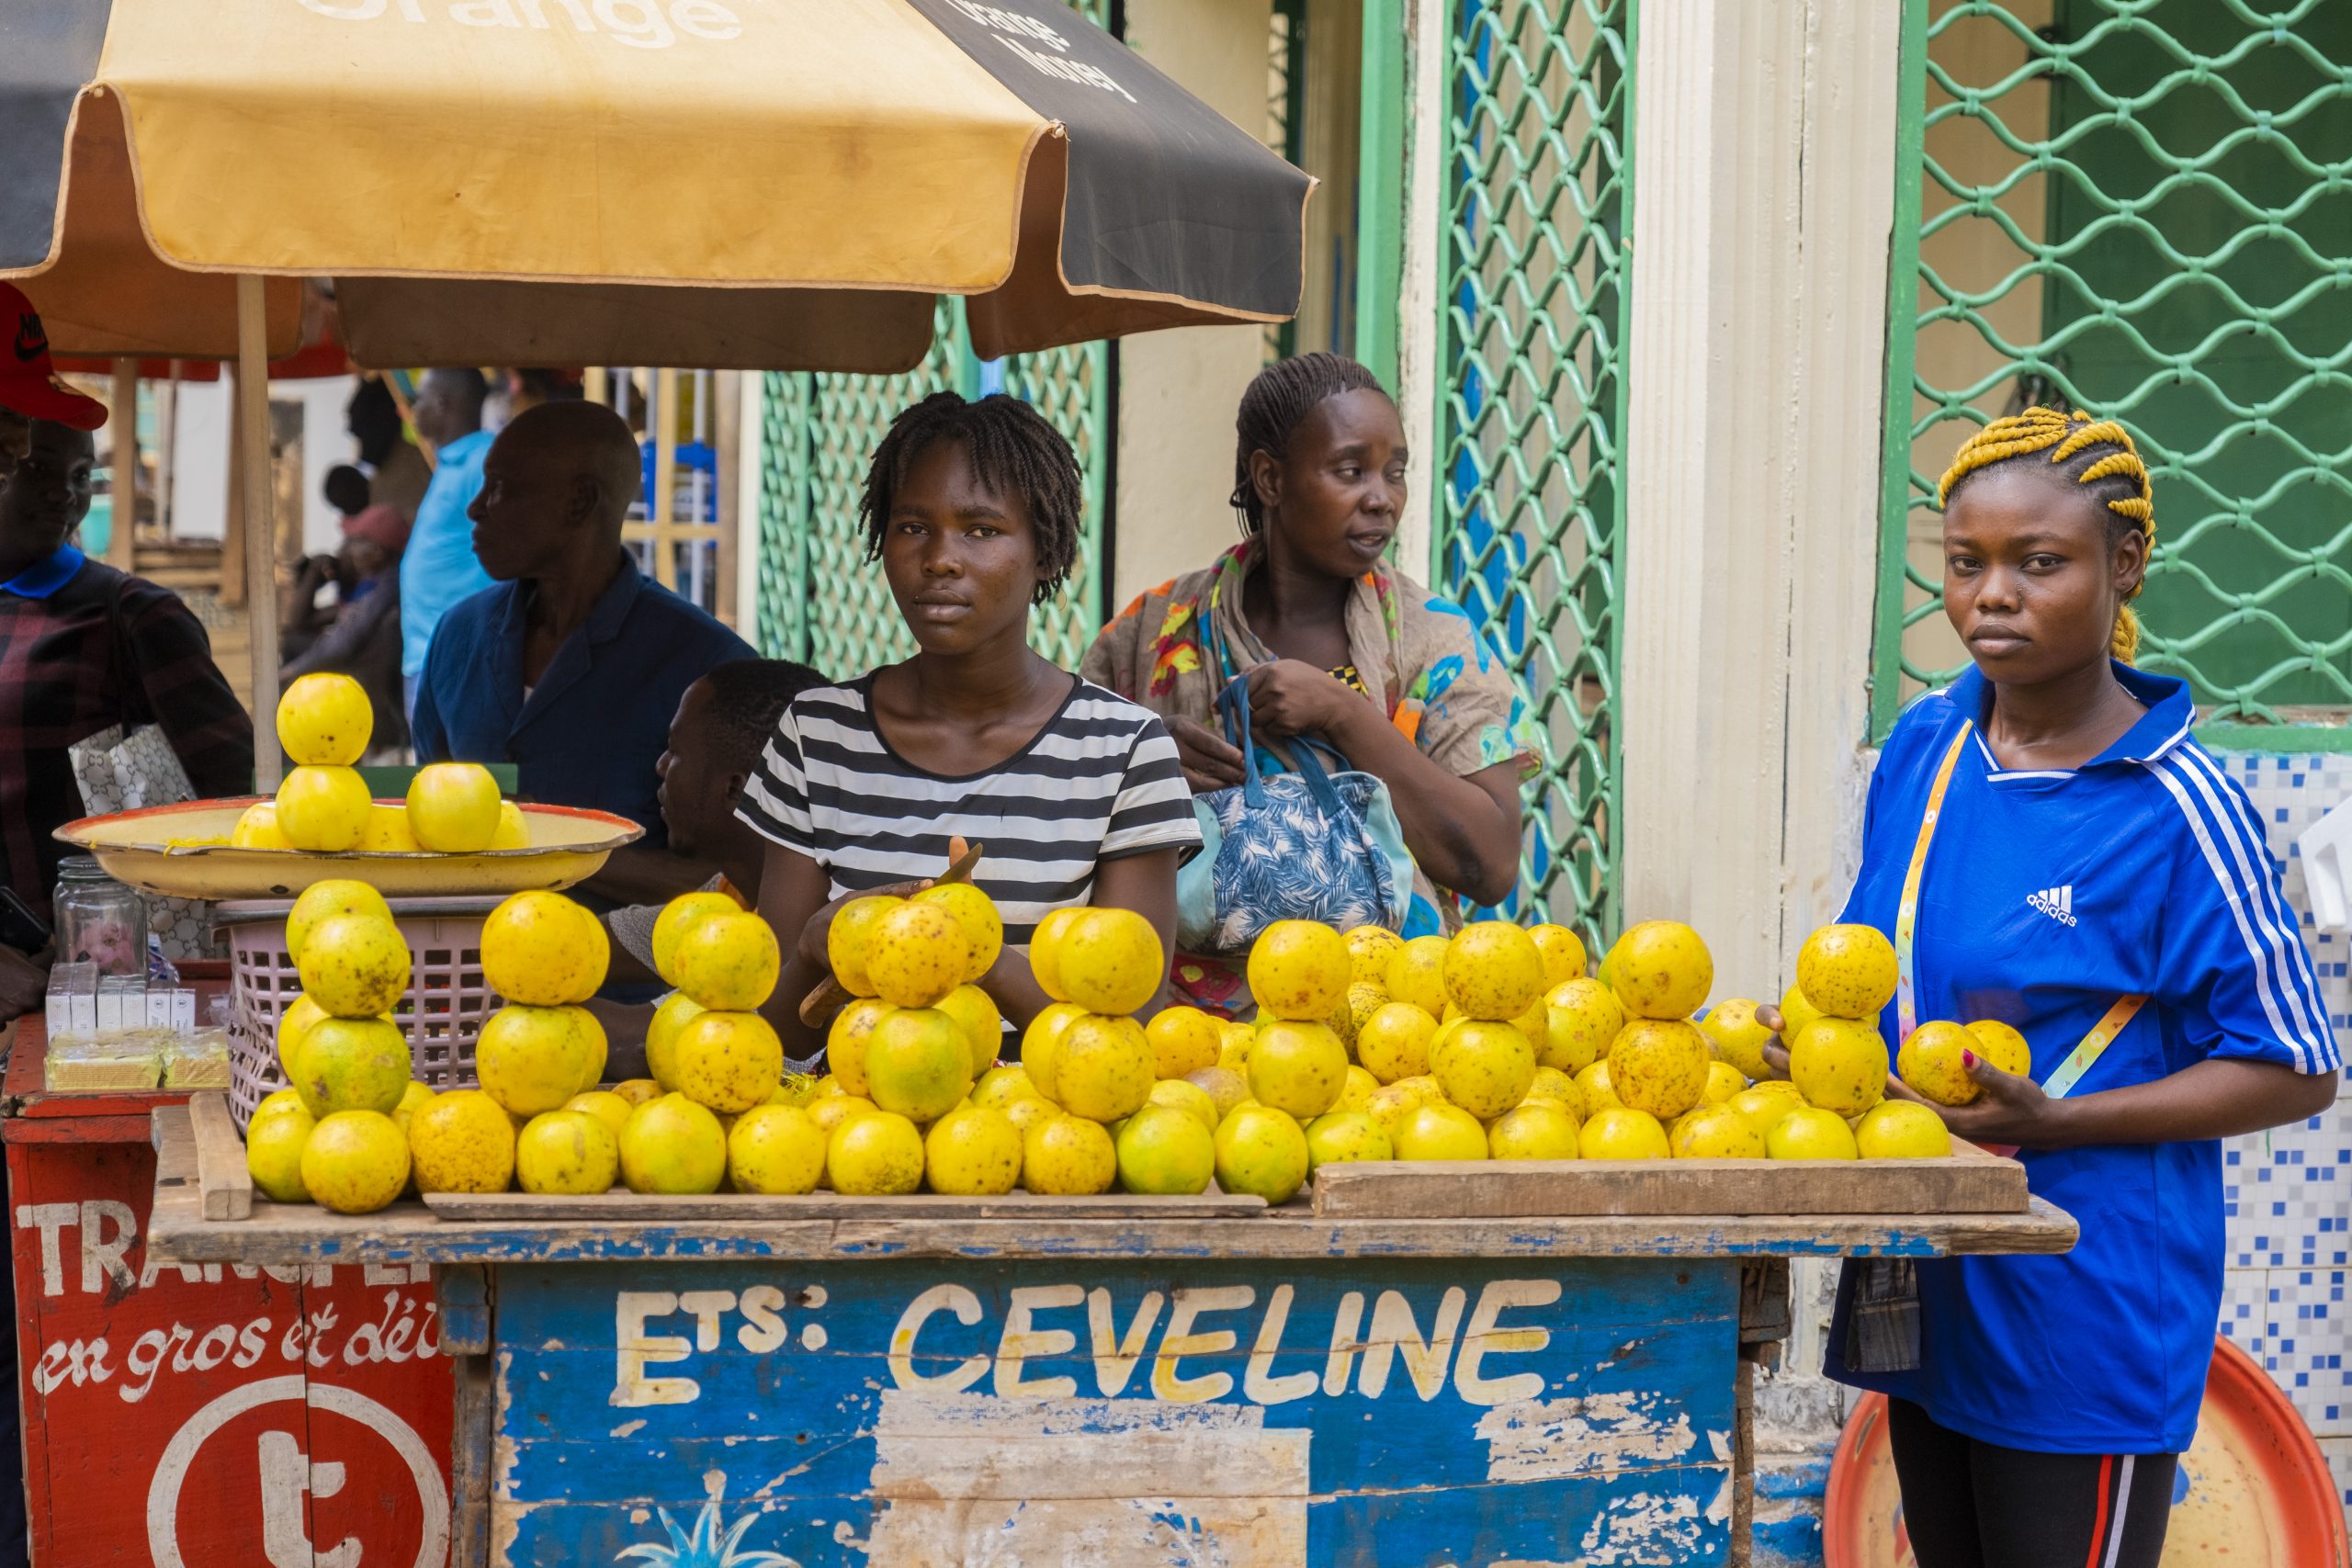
[409,400,753,897]
[1817,410,2338,1568]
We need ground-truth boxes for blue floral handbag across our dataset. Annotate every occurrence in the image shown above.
[1175,671,1414,956]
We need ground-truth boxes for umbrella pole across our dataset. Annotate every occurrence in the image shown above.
[236,276,283,790]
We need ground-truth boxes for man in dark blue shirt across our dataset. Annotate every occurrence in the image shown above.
[410,400,753,903]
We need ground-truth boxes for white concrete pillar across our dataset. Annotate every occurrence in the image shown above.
[1618,0,1901,999]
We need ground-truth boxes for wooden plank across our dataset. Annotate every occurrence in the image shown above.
[152,1102,198,1190]
[450,1351,494,1568]
[423,1190,1268,1224]
[1310,1142,2027,1220]
[186,1091,253,1221]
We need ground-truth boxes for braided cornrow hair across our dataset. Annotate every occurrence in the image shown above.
[1938,407,2158,662]
[860,391,1084,606]
[1230,352,1391,534]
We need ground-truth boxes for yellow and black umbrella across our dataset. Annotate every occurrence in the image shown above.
[2,0,1312,368]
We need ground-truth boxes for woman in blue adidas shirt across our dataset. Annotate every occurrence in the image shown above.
[1819,410,2338,1568]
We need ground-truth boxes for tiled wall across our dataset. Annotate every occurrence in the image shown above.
[2212,751,2352,1534]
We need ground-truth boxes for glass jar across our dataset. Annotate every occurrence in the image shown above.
[52,856,149,976]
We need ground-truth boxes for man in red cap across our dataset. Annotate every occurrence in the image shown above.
[0,282,107,481]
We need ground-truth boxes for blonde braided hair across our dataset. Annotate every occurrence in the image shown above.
[1937,407,2157,662]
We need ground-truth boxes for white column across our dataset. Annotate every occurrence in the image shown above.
[1392,0,1446,580]
[1618,0,1900,998]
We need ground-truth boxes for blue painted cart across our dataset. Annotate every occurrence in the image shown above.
[146,1106,2075,1568]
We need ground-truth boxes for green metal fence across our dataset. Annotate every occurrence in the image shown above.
[751,2,1114,679]
[1432,0,1635,946]
[1877,0,2352,739]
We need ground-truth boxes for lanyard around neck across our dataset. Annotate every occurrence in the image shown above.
[1894,718,2143,1101]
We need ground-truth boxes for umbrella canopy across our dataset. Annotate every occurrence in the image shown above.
[1,0,1313,370]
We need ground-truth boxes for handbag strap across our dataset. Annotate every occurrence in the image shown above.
[99,569,156,731]
[1896,717,2142,1101]
[1204,584,1365,817]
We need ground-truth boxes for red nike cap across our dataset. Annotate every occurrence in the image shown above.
[0,283,107,431]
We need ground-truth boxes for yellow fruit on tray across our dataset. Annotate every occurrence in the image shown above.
[1608,1019,1713,1121]
[1488,1101,1580,1161]
[1020,1000,1088,1102]
[1056,908,1165,1017]
[934,984,1004,1077]
[404,761,502,852]
[1778,984,1826,1047]
[1442,919,1544,1021]
[476,1003,602,1117]
[1344,924,1405,988]
[300,1110,411,1213]
[482,890,608,1007]
[1023,1112,1118,1196]
[275,994,328,1081]
[231,800,293,849]
[1304,1110,1393,1170]
[490,802,530,850]
[1702,1061,1747,1104]
[912,882,1003,986]
[1768,1105,1860,1160]
[1247,1020,1350,1121]
[1355,1001,1437,1085]
[1248,919,1353,1022]
[277,671,373,766]
[286,879,395,966]
[1964,1019,2033,1079]
[1574,1058,1622,1113]
[1579,1106,1670,1161]
[1540,976,1623,1074]
[728,1104,828,1195]
[1789,1016,1891,1117]
[1697,998,1776,1081]
[1183,1064,1249,1122]
[865,901,966,1010]
[565,1089,634,1141]
[407,1089,516,1193]
[670,909,780,1012]
[1606,920,1713,1021]
[1796,924,1898,1020]
[1384,934,1451,1018]
[276,764,373,851]
[1432,1019,1537,1119]
[1146,1005,1222,1080]
[1526,923,1589,988]
[1670,1103,1767,1159]
[645,990,708,1091]
[619,1093,728,1194]
[1522,1066,1586,1121]
[292,1015,409,1116]
[1147,1077,1219,1135]
[1053,1013,1155,1123]
[923,1103,1023,1195]
[672,1010,786,1114]
[516,1110,620,1195]
[1856,1100,1952,1159]
[653,890,741,986]
[971,1063,1040,1110]
[1727,1082,1805,1141]
[1115,1102,1216,1194]
[1213,1104,1311,1201]
[359,804,423,852]
[244,1106,316,1203]
[864,1008,975,1122]
[1897,1020,1980,1106]
[1394,1102,1488,1162]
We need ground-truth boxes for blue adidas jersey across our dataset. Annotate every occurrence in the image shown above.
[1825,661,2338,1453]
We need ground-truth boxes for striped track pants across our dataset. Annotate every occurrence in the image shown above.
[1887,1398,2177,1568]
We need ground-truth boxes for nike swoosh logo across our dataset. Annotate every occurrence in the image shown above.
[14,315,47,363]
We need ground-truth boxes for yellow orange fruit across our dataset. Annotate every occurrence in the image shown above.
[1212,1104,1310,1201]
[286,879,395,967]
[300,1110,412,1213]
[1247,920,1353,1022]
[645,990,708,1091]
[934,984,1004,1077]
[475,1003,603,1117]
[618,1093,728,1194]
[1385,934,1452,1018]
[277,672,374,767]
[1606,920,1713,1021]
[1578,1106,1670,1160]
[1057,908,1165,1016]
[1767,1105,1860,1161]
[1964,1019,2033,1079]
[670,910,781,1012]
[923,1103,1024,1196]
[1026,906,1089,1002]
[276,765,372,852]
[1145,1005,1222,1080]
[482,890,607,1007]
[1606,1018,1712,1120]
[863,1008,975,1122]
[245,1108,315,1203]
[1052,1013,1155,1123]
[1304,1110,1393,1170]
[1343,925,1406,988]
[1393,1102,1488,1162]
[1442,920,1545,1021]
[1669,1103,1766,1159]
[292,1015,410,1117]
[1789,1016,1891,1117]
[403,761,503,852]
[1023,1112,1117,1196]
[1856,1100,1953,1159]
[1526,923,1589,988]
[912,882,1003,986]
[407,1089,516,1193]
[1114,1103,1216,1194]
[515,1110,620,1195]
[1246,1021,1350,1121]
[1488,1101,1581,1161]
[1897,1020,1979,1107]
[296,913,410,1020]
[231,800,292,849]
[728,1104,828,1194]
[1431,1019,1537,1119]
[652,890,741,986]
[1795,924,1898,1020]
[1540,976,1623,1074]
[1019,1000,1088,1102]
[1697,998,1776,1082]
[1356,1000,1438,1085]
[671,1010,786,1114]
[865,900,966,1010]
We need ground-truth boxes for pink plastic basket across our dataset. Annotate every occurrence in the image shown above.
[215,896,508,1130]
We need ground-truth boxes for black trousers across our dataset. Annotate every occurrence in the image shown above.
[1887,1398,2176,1568]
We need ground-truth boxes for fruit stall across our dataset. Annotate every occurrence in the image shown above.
[57,673,2079,1564]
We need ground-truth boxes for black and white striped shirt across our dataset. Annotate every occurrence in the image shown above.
[736,675,1199,944]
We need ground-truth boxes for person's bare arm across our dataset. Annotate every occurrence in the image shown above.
[1245,660,1522,906]
[755,840,847,1058]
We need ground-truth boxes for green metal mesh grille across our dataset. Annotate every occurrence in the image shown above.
[1434,0,1633,946]
[1879,0,2352,731]
[750,1,1114,680]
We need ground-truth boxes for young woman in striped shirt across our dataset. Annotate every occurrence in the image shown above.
[740,394,1199,1058]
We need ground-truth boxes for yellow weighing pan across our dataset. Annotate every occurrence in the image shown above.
[56,799,642,902]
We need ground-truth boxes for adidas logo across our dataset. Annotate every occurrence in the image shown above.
[2027,885,2077,927]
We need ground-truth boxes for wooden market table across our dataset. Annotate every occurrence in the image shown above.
[144,1105,2075,1568]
